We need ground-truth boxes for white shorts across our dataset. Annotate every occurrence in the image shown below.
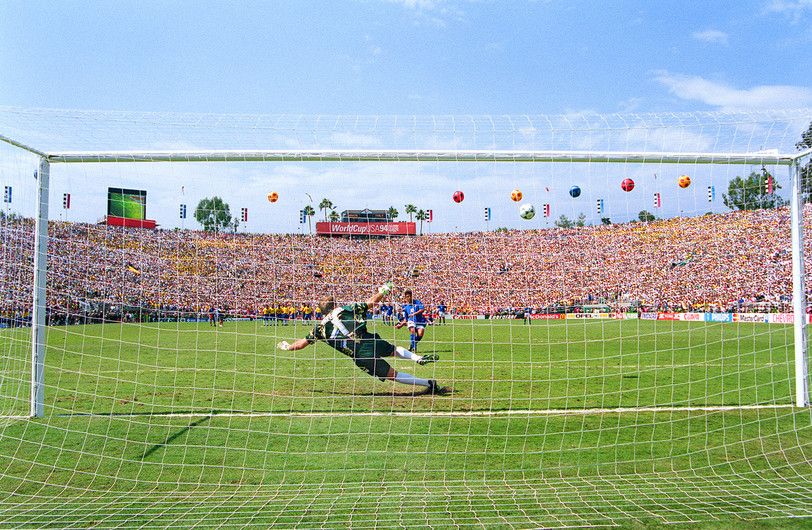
[407,321,426,330]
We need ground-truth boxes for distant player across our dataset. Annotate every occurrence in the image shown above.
[277,282,446,394]
[437,301,447,325]
[396,289,428,352]
[208,306,215,327]
[523,306,532,325]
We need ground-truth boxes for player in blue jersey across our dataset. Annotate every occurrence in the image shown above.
[436,302,447,325]
[396,289,429,352]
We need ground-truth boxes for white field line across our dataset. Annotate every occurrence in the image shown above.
[88,362,782,374]
[0,403,797,420]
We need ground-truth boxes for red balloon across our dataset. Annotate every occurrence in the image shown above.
[621,178,635,192]
[453,190,464,203]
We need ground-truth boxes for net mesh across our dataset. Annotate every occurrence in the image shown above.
[0,107,811,527]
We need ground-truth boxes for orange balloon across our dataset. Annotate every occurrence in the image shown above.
[267,192,279,203]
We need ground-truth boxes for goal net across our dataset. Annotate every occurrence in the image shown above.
[1,107,812,527]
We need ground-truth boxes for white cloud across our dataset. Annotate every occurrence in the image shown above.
[763,0,812,23]
[691,29,729,45]
[653,71,812,111]
[387,0,465,27]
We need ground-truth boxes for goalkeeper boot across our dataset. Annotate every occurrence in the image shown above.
[417,353,439,366]
[426,380,449,395]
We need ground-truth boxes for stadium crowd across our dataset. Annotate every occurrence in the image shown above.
[0,206,804,325]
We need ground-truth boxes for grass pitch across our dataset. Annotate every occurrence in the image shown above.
[1,319,812,528]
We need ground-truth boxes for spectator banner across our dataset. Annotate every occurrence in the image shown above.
[640,312,659,320]
[733,313,769,323]
[566,313,610,319]
[768,313,794,324]
[316,221,416,236]
[682,313,705,321]
[657,312,680,321]
[705,313,733,323]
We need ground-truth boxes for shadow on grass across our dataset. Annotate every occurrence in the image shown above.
[139,415,211,460]
[311,387,456,397]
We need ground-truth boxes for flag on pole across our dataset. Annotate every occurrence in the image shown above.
[3,186,11,204]
[654,192,661,208]
[63,193,71,209]
[299,210,307,224]
[179,204,187,219]
[543,204,551,217]
[707,186,715,202]
[484,207,491,222]
[427,209,433,222]
[240,207,248,222]
[596,199,604,215]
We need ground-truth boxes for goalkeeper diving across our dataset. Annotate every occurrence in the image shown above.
[277,281,448,395]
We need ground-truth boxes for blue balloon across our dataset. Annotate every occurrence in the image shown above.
[569,186,581,198]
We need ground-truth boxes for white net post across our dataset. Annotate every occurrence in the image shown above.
[29,157,49,417]
[791,155,810,407]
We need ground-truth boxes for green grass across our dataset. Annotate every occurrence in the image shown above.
[1,319,812,528]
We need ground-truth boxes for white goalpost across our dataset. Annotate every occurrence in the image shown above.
[1,107,812,527]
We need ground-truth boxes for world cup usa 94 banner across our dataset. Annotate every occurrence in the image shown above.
[316,221,416,236]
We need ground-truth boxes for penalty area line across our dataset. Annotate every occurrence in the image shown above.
[41,403,801,420]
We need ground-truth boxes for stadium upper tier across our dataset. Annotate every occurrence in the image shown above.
[0,206,805,316]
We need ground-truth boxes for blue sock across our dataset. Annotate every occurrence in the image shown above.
[409,333,416,351]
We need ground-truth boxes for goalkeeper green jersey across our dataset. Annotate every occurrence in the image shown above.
[306,302,371,355]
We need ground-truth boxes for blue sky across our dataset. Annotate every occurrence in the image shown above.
[2,0,811,114]
[1,0,811,232]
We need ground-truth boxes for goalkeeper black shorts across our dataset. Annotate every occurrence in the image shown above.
[352,334,396,380]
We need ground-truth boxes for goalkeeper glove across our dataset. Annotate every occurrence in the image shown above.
[277,341,291,351]
[378,281,395,296]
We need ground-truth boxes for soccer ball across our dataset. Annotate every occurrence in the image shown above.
[267,192,279,203]
[519,203,536,220]
[621,178,635,192]
[453,190,465,203]
[511,189,523,202]
[678,175,691,188]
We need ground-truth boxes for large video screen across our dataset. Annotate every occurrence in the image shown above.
[108,188,147,220]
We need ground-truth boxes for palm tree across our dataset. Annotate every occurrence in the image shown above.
[415,209,428,235]
[387,206,399,221]
[303,205,316,235]
[328,210,340,222]
[404,204,417,223]
[319,198,334,221]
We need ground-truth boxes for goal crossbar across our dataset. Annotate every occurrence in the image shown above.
[37,149,799,165]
